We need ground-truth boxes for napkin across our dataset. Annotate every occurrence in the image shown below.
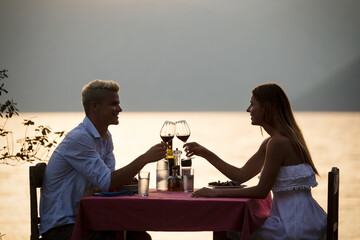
[93,189,137,197]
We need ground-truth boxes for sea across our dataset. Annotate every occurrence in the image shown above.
[0,112,359,240]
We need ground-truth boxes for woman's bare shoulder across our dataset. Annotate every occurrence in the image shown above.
[266,135,294,154]
[261,137,272,145]
[266,135,301,165]
[268,135,292,145]
[260,136,293,157]
[259,137,271,151]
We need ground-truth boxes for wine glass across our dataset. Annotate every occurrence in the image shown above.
[175,120,192,168]
[175,120,191,143]
[160,121,175,143]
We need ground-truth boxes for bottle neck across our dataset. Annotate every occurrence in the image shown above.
[166,139,174,159]
[172,167,179,176]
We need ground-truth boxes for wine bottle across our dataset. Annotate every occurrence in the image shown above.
[167,166,183,191]
[166,139,175,176]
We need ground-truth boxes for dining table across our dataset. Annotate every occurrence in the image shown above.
[72,189,271,240]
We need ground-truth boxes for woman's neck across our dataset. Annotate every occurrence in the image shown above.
[261,123,277,137]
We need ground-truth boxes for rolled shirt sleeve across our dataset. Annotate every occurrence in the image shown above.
[63,133,112,192]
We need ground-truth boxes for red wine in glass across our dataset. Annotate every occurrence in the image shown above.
[175,120,191,143]
[160,121,175,143]
[177,135,190,143]
[161,136,174,143]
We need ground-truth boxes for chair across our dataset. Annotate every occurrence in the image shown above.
[29,162,47,240]
[327,167,339,240]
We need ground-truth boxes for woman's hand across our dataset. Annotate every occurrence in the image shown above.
[191,187,218,198]
[183,142,209,158]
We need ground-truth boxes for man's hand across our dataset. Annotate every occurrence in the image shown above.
[144,142,168,163]
[82,186,101,198]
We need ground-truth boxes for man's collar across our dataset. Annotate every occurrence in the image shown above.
[83,116,109,139]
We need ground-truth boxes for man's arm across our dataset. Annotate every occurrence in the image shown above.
[108,142,167,192]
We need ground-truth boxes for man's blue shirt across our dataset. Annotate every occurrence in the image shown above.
[39,117,115,234]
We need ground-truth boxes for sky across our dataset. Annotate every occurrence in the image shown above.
[1,0,360,112]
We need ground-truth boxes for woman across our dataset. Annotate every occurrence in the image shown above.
[184,83,326,239]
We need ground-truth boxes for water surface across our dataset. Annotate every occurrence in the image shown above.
[1,112,359,239]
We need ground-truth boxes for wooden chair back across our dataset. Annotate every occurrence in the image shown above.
[29,162,47,240]
[327,167,339,240]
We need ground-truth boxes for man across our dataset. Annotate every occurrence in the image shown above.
[39,79,167,240]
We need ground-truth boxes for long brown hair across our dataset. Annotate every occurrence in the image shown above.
[252,83,319,175]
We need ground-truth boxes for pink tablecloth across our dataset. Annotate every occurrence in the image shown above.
[72,189,271,240]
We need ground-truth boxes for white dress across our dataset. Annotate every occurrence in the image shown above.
[228,164,327,240]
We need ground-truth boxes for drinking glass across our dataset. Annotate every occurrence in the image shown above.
[160,121,175,143]
[138,171,150,196]
[182,168,194,192]
[175,120,191,143]
[176,120,193,166]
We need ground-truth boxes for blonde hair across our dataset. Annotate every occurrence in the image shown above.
[81,79,120,116]
[252,83,319,175]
